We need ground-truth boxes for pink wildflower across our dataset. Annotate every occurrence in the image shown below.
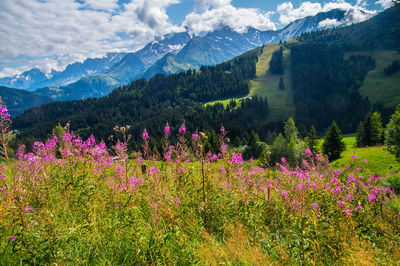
[179,124,186,134]
[344,208,353,216]
[164,123,170,137]
[192,133,199,141]
[142,129,149,140]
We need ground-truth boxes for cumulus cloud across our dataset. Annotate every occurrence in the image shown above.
[194,0,231,10]
[83,0,119,11]
[277,1,376,26]
[318,18,341,28]
[183,2,276,35]
[0,0,183,77]
[375,0,394,9]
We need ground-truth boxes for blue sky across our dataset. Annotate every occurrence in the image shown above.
[0,0,393,78]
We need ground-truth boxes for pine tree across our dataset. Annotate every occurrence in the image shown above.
[306,125,318,154]
[284,117,299,141]
[356,113,373,147]
[322,121,345,160]
[371,112,383,144]
[357,112,383,147]
[385,105,400,160]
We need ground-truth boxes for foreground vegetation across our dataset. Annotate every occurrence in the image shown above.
[1,113,400,264]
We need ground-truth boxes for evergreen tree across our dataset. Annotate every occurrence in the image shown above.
[356,112,383,147]
[356,113,373,147]
[269,47,284,75]
[370,112,383,144]
[306,125,318,154]
[385,105,400,160]
[322,121,345,160]
[284,117,299,141]
[249,130,260,146]
[270,133,286,163]
[279,77,285,91]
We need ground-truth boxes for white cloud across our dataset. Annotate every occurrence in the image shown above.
[277,2,322,25]
[277,1,377,26]
[0,0,183,77]
[183,3,276,35]
[83,0,119,11]
[375,0,394,9]
[194,0,231,10]
[318,18,341,28]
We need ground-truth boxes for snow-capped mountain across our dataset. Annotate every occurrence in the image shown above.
[0,53,126,91]
[0,8,366,103]
[145,9,347,79]
[106,31,191,84]
[277,9,346,41]
[0,68,48,91]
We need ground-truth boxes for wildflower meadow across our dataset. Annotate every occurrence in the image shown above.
[0,103,399,265]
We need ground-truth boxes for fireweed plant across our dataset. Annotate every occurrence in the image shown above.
[0,102,399,264]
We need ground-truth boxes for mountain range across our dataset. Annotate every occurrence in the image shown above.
[0,8,350,112]
[12,6,400,143]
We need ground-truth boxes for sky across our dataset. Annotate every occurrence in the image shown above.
[0,0,394,78]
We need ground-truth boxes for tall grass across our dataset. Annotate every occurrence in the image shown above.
[0,109,399,264]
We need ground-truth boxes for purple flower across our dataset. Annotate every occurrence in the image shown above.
[344,208,353,216]
[351,155,357,159]
[164,123,170,137]
[368,193,377,201]
[305,148,313,157]
[142,129,149,140]
[0,106,11,122]
[9,236,16,242]
[192,133,199,141]
[281,157,287,164]
[179,124,186,134]
[355,205,364,211]
[312,202,319,209]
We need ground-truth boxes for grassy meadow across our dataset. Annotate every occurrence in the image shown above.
[1,124,400,265]
[204,42,295,122]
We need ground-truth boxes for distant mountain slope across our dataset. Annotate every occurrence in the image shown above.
[35,74,120,101]
[145,9,347,79]
[0,69,48,91]
[142,53,196,80]
[106,31,192,84]
[208,7,400,124]
[0,86,51,117]
[0,53,126,91]
[13,50,262,142]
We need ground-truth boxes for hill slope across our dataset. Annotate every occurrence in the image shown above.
[0,86,51,117]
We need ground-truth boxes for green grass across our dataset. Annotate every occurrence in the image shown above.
[328,135,400,176]
[248,42,295,122]
[205,42,296,120]
[346,50,400,108]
